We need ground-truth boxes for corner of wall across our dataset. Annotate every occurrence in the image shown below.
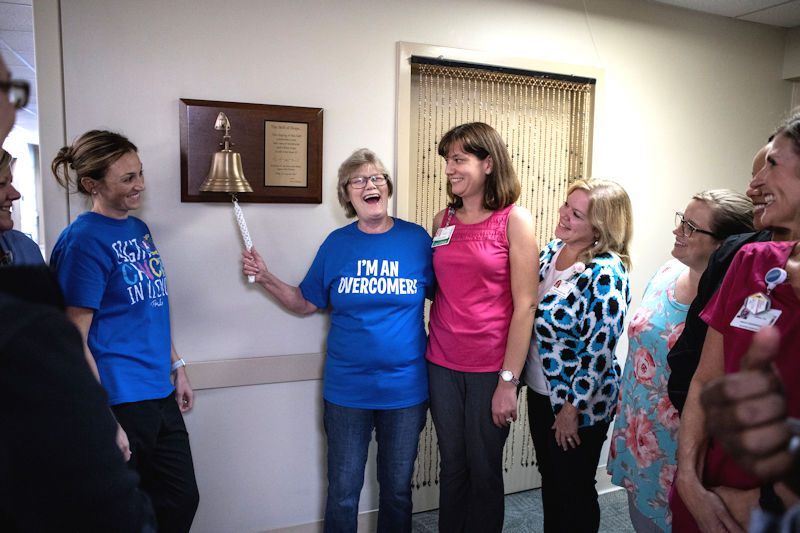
[783,27,800,81]
[32,0,69,257]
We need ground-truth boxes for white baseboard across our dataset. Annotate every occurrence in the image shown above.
[596,465,623,495]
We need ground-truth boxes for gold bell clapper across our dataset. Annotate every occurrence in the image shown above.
[199,112,256,283]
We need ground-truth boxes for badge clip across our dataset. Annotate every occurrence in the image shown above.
[765,267,787,295]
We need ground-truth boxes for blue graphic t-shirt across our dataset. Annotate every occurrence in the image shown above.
[300,218,434,409]
[50,212,173,405]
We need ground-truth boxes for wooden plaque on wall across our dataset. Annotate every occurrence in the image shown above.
[179,98,323,203]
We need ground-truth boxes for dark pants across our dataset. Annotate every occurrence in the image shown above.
[427,362,510,533]
[527,391,608,533]
[112,392,199,533]
[322,399,428,533]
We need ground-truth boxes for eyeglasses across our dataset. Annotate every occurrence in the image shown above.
[675,211,717,238]
[0,79,30,110]
[348,174,387,189]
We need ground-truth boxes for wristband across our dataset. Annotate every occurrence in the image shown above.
[171,358,186,373]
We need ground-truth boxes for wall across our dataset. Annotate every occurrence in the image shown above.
[33,0,792,531]
[785,27,800,79]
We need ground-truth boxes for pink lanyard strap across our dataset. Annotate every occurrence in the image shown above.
[442,207,455,228]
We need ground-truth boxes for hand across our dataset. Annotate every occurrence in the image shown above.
[677,475,745,533]
[242,247,268,284]
[702,327,794,482]
[174,366,194,413]
[116,422,131,462]
[491,379,517,428]
[552,402,580,450]
[711,486,758,531]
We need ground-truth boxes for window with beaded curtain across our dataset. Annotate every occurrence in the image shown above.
[408,58,596,506]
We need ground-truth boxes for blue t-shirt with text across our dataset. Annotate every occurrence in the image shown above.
[300,218,433,409]
[50,212,173,405]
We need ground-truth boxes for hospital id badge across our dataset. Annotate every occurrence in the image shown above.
[730,301,782,332]
[432,225,455,248]
[552,280,575,298]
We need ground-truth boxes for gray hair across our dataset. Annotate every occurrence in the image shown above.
[336,148,393,218]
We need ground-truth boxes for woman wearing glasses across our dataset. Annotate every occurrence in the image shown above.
[0,57,39,266]
[242,148,433,532]
[606,191,752,533]
[0,55,29,141]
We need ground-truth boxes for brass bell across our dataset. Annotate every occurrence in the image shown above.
[199,112,253,193]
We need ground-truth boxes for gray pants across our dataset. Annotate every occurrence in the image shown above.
[427,362,511,533]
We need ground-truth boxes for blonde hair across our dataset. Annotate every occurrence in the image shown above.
[438,122,520,211]
[0,149,15,180]
[51,130,137,195]
[336,148,393,218]
[567,178,633,270]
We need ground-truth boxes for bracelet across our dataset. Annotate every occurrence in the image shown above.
[171,358,186,373]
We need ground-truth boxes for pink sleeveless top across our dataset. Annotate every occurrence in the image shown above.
[426,204,514,372]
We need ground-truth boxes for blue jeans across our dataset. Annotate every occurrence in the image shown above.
[323,399,428,533]
[427,362,511,533]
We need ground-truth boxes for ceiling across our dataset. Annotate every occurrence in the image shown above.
[653,0,800,27]
[0,0,798,144]
[0,0,35,140]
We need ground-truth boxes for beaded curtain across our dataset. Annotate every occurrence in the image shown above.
[409,62,594,500]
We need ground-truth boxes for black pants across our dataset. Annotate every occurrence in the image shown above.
[113,392,199,533]
[527,391,608,533]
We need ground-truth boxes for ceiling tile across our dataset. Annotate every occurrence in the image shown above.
[651,0,800,27]
[0,3,32,31]
[0,29,34,51]
[740,1,800,27]
[652,0,791,17]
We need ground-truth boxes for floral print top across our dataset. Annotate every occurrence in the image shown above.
[535,239,630,427]
[607,260,686,532]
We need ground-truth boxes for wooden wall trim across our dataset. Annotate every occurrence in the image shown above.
[186,353,324,390]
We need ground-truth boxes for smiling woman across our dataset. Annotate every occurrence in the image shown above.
[672,112,800,533]
[525,178,632,533]
[0,148,43,266]
[0,52,42,267]
[84,150,145,218]
[242,148,434,532]
[50,130,199,533]
[750,133,800,241]
[607,189,752,532]
[425,122,539,532]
